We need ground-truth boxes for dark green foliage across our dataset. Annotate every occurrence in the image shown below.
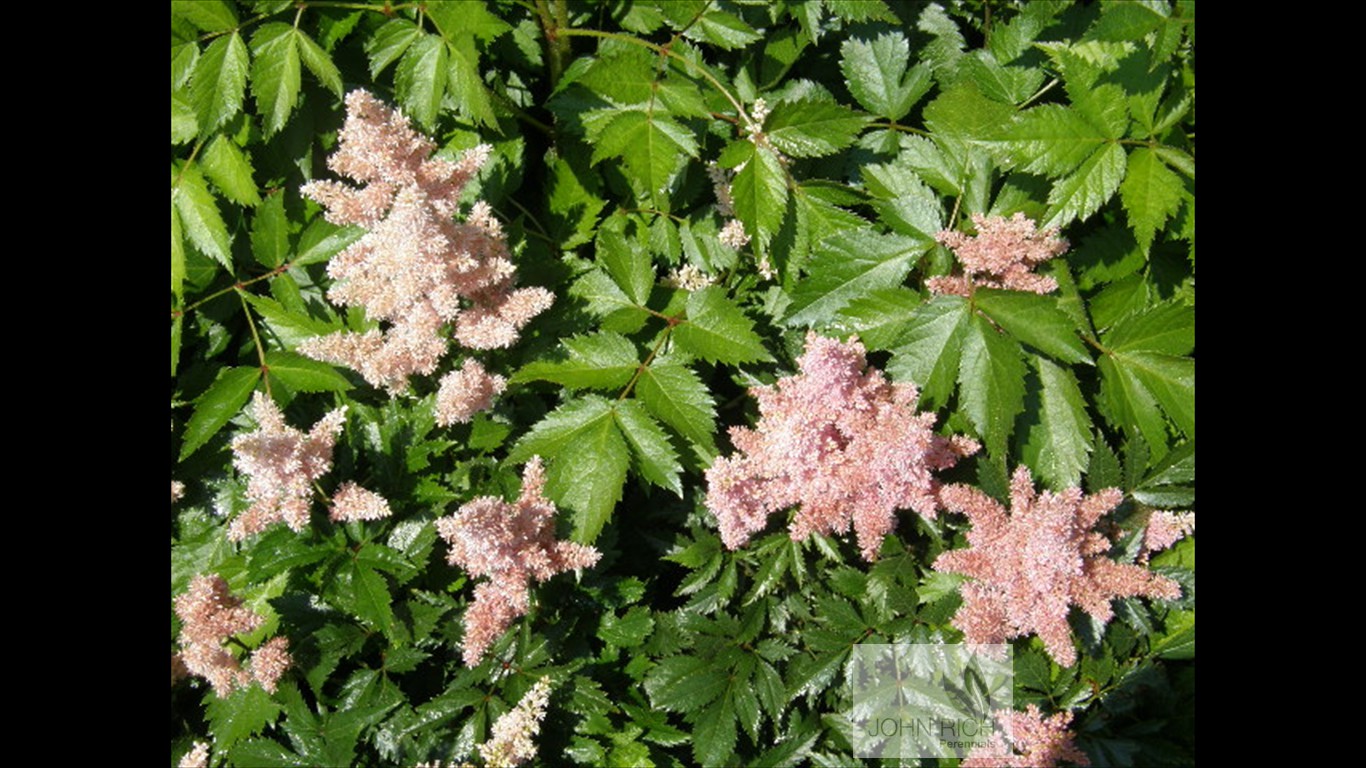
[173,2,1194,765]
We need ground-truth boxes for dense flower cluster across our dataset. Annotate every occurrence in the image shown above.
[228,392,348,540]
[962,705,1089,768]
[1141,510,1195,562]
[300,89,552,393]
[435,359,507,426]
[929,212,1069,296]
[705,332,978,561]
[330,481,394,523]
[933,467,1181,667]
[436,458,601,666]
[478,676,553,768]
[173,574,292,696]
[178,741,210,768]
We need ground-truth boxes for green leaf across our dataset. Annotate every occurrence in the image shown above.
[886,295,970,408]
[201,135,261,207]
[614,400,683,496]
[1045,141,1127,229]
[861,161,945,241]
[171,315,183,375]
[834,288,922,350]
[692,697,738,767]
[296,219,364,267]
[180,367,261,460]
[596,227,653,305]
[171,204,186,298]
[395,35,448,131]
[637,362,718,457]
[228,739,302,767]
[825,0,897,23]
[340,561,396,640]
[1151,609,1195,659]
[973,289,1090,364]
[1115,351,1194,438]
[173,162,233,271]
[1120,147,1184,251]
[250,192,289,268]
[690,7,761,49]
[992,105,1109,177]
[1105,301,1194,355]
[425,0,512,43]
[764,99,870,158]
[674,287,772,365]
[171,92,198,144]
[599,606,655,648]
[959,314,1026,456]
[205,684,282,752]
[785,229,923,327]
[189,32,249,133]
[297,28,343,97]
[589,109,696,210]
[446,37,497,128]
[364,18,421,77]
[645,655,728,712]
[1098,354,1169,454]
[1087,2,1166,42]
[923,82,1016,139]
[513,331,639,390]
[240,291,341,347]
[963,50,1045,105]
[264,351,352,393]
[250,23,302,136]
[730,142,788,249]
[839,32,931,120]
[569,269,649,332]
[1022,356,1093,490]
[171,0,238,32]
[508,396,630,543]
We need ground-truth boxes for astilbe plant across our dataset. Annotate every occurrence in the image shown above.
[436,458,601,666]
[300,89,552,396]
[173,574,292,696]
[933,466,1182,667]
[705,332,978,561]
[929,212,1070,297]
[962,705,1090,768]
[228,391,349,540]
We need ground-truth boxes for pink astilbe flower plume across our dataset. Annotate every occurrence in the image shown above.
[229,392,346,541]
[478,676,553,768]
[934,467,1181,667]
[962,705,1090,768]
[173,574,293,696]
[300,90,552,394]
[929,212,1069,297]
[435,358,507,426]
[705,332,978,561]
[330,482,394,523]
[436,458,600,666]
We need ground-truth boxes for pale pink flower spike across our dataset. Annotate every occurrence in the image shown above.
[929,212,1069,296]
[300,90,551,394]
[962,704,1090,768]
[478,676,553,768]
[331,482,394,523]
[436,458,601,666]
[435,359,507,427]
[934,467,1181,667]
[229,392,346,541]
[705,332,978,561]
[173,574,293,696]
